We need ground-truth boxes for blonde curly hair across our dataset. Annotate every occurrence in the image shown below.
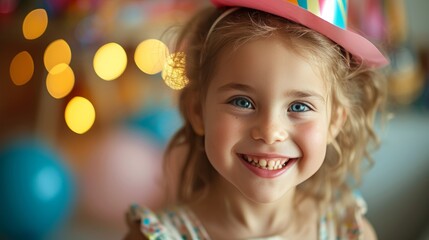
[164,7,387,210]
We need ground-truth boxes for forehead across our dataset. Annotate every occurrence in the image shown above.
[210,37,328,93]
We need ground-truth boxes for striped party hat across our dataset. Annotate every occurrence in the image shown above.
[211,0,388,67]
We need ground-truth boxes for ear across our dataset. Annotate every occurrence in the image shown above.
[328,106,346,144]
[188,94,205,136]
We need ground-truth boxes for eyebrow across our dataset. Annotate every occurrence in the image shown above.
[284,89,326,103]
[217,82,326,103]
[217,83,255,93]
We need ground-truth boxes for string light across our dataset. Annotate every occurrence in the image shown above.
[44,39,72,72]
[10,51,34,86]
[46,63,75,99]
[65,97,96,134]
[134,39,169,75]
[93,42,127,81]
[22,9,48,40]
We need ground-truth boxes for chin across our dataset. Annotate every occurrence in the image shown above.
[238,185,294,204]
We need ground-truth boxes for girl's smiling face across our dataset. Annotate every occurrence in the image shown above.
[193,37,337,203]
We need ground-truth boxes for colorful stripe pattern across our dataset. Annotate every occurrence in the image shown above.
[285,0,348,29]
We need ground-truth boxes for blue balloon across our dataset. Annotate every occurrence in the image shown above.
[126,107,183,146]
[0,138,75,240]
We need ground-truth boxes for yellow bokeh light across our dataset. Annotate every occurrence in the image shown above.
[162,52,189,90]
[10,51,34,86]
[23,8,48,40]
[135,39,169,75]
[46,63,75,99]
[44,39,72,72]
[93,42,127,81]
[65,96,96,134]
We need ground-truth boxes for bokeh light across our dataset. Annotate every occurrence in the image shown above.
[10,51,34,86]
[134,39,169,75]
[93,42,127,81]
[162,52,189,90]
[22,9,48,40]
[65,97,96,134]
[44,39,72,72]
[46,63,75,99]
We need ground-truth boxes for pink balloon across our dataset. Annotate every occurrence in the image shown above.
[80,128,165,224]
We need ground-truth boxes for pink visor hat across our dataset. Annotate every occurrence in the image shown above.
[210,0,389,68]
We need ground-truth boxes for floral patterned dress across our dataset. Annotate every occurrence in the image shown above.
[127,195,367,240]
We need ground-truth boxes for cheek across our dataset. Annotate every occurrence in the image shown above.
[294,120,328,171]
[203,111,242,162]
[205,112,238,142]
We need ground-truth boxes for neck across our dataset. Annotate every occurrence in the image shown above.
[199,176,299,237]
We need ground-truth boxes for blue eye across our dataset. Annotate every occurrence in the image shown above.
[289,102,310,112]
[229,97,254,109]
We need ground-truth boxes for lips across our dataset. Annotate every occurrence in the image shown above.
[238,153,299,178]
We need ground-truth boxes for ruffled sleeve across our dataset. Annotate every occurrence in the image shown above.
[319,191,369,240]
[126,204,211,240]
[126,204,170,240]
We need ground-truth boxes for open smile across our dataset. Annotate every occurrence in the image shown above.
[238,154,299,178]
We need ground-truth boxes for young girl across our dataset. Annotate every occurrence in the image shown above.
[125,0,388,239]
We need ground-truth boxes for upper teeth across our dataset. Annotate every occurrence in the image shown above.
[242,155,289,170]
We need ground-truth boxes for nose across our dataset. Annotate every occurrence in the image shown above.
[251,115,289,144]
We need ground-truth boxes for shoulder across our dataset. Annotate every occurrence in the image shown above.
[124,204,210,240]
[320,192,376,240]
[352,191,377,239]
[124,205,167,240]
[124,211,148,240]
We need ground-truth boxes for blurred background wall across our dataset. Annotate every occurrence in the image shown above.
[0,0,428,239]
[359,1,429,239]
